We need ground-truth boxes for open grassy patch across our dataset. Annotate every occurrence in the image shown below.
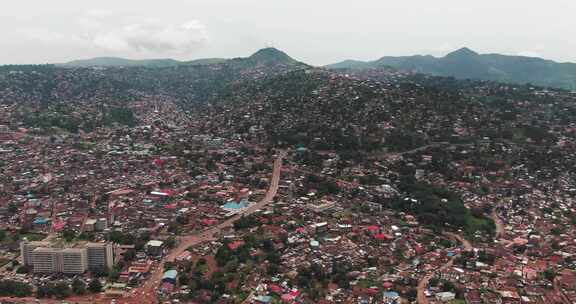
[20,232,47,242]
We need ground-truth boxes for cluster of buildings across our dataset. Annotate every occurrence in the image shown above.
[1,60,576,304]
[0,97,278,302]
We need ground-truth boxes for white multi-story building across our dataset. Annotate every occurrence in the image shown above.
[61,248,88,274]
[146,240,164,256]
[31,247,88,274]
[21,240,113,274]
[95,218,108,231]
[31,247,60,273]
[86,242,114,271]
[20,240,51,266]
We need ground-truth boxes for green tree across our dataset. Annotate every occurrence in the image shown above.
[108,230,127,244]
[123,249,136,262]
[61,229,76,242]
[543,269,556,282]
[8,203,19,214]
[0,280,33,297]
[72,278,86,295]
[52,282,72,299]
[165,236,177,249]
[15,265,31,274]
[88,279,103,293]
[179,274,190,286]
[108,268,120,282]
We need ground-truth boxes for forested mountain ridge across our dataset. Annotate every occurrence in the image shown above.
[0,48,308,105]
[327,47,576,90]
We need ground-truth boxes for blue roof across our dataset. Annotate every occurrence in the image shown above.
[384,291,400,298]
[33,218,49,225]
[223,201,249,210]
[255,296,272,303]
[162,270,178,280]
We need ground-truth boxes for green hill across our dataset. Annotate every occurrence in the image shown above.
[58,57,183,68]
[327,48,576,90]
[55,48,301,69]
[58,57,229,68]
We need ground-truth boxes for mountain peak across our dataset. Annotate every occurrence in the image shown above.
[249,48,296,64]
[446,47,479,58]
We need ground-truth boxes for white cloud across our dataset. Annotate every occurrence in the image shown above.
[85,9,116,18]
[92,33,131,52]
[23,12,209,57]
[23,29,91,47]
[109,20,209,54]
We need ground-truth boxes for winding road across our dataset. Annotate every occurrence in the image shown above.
[416,232,472,304]
[131,151,286,304]
[0,151,286,304]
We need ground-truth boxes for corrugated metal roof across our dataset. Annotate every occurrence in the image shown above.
[162,269,178,280]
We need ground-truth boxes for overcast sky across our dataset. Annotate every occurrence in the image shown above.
[2,0,575,65]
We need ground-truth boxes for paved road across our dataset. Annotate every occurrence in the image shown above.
[131,151,286,304]
[368,142,478,161]
[444,232,472,251]
[417,259,457,304]
[10,151,286,304]
[416,233,471,304]
[491,209,506,239]
[368,142,449,160]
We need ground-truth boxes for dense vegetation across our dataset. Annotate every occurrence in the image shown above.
[0,280,33,297]
[19,104,137,133]
[393,179,495,238]
[328,47,576,90]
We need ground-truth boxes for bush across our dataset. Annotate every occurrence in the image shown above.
[88,279,102,293]
[72,278,87,295]
[0,280,33,297]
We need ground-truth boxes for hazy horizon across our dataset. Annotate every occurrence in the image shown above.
[2,0,576,65]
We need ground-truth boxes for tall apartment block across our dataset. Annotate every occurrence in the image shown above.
[20,240,113,274]
[20,240,51,266]
[86,242,114,271]
[31,247,59,273]
[61,248,88,274]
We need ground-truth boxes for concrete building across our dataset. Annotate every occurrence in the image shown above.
[20,240,51,266]
[85,218,108,232]
[22,239,113,274]
[61,248,88,274]
[95,218,108,231]
[31,248,88,274]
[146,240,164,256]
[86,242,114,271]
[31,247,60,273]
[435,292,456,302]
[162,269,178,284]
[84,219,97,232]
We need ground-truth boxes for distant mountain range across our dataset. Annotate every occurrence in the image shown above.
[326,48,576,90]
[57,47,300,68]
[58,57,227,68]
[1,48,308,105]
[37,47,576,90]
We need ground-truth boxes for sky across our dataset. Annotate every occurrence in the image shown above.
[1,0,575,66]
